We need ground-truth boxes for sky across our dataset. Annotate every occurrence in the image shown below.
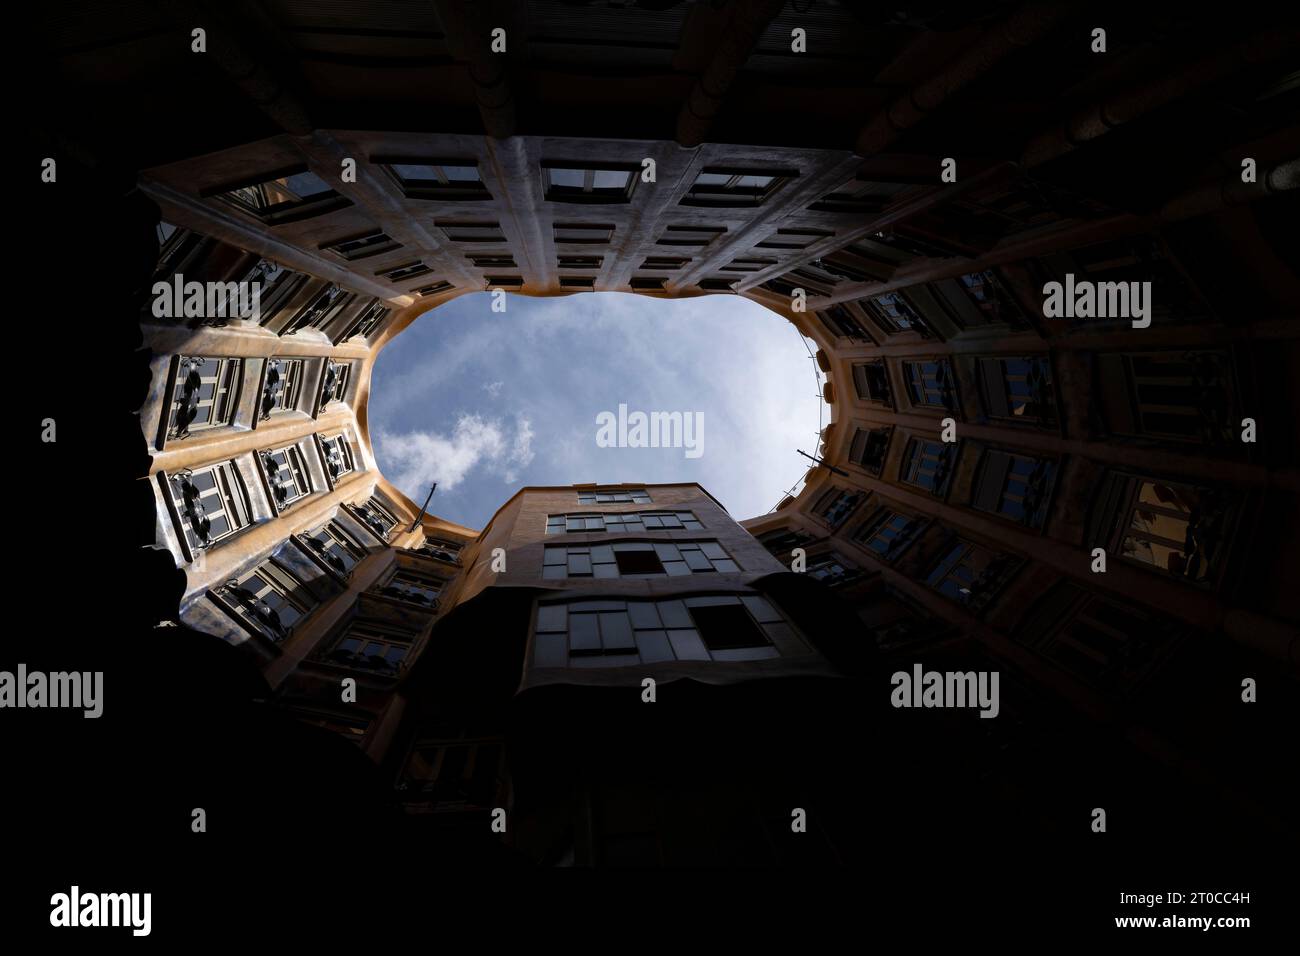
[369,291,823,530]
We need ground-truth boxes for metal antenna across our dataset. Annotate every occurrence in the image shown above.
[408,483,438,533]
[797,448,849,477]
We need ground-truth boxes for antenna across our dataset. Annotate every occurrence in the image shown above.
[407,483,438,533]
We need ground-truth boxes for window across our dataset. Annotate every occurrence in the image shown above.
[260,358,304,420]
[377,159,489,200]
[818,304,871,341]
[437,220,506,243]
[318,432,355,484]
[577,489,651,504]
[848,426,891,475]
[698,278,735,291]
[806,552,860,586]
[414,538,462,565]
[814,488,864,529]
[657,225,725,247]
[300,521,367,577]
[400,731,504,807]
[863,292,923,334]
[559,255,603,270]
[375,568,443,608]
[935,270,1025,328]
[925,538,1019,610]
[1094,475,1233,584]
[209,167,349,223]
[542,162,637,203]
[376,261,431,282]
[319,361,350,409]
[977,356,1054,424]
[630,277,665,291]
[756,527,814,557]
[639,257,689,271]
[756,228,833,250]
[341,299,389,342]
[486,276,523,289]
[545,511,703,534]
[211,559,313,643]
[855,508,924,562]
[467,253,517,269]
[167,461,251,553]
[414,281,453,297]
[902,359,955,410]
[260,444,313,511]
[899,437,957,496]
[255,267,307,325]
[1016,583,1180,694]
[560,276,595,289]
[809,176,911,214]
[321,229,400,261]
[817,246,895,284]
[541,541,739,579]
[321,620,413,676]
[680,168,794,207]
[554,222,614,244]
[720,258,776,273]
[283,283,352,335]
[1095,351,1235,443]
[167,356,242,440]
[971,450,1055,528]
[852,361,892,404]
[353,496,400,542]
[533,595,794,668]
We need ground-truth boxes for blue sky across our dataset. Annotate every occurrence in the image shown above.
[369,292,823,530]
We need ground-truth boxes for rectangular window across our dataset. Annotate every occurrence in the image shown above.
[318,432,355,484]
[809,176,911,214]
[640,257,689,271]
[168,356,242,440]
[1105,477,1231,584]
[558,255,604,270]
[852,361,892,404]
[577,489,651,504]
[319,361,350,409]
[818,304,871,341]
[351,497,400,543]
[977,356,1054,423]
[855,508,924,562]
[414,281,453,297]
[560,276,595,289]
[211,559,312,643]
[486,276,523,290]
[863,292,922,334]
[376,159,489,200]
[437,220,506,243]
[902,359,955,410]
[260,357,304,420]
[971,450,1054,527]
[720,258,777,273]
[321,620,413,676]
[629,277,665,291]
[208,167,349,223]
[541,540,738,579]
[533,594,793,668]
[283,284,353,335]
[167,460,251,552]
[756,527,814,557]
[925,538,1017,609]
[545,511,704,534]
[936,270,1025,328]
[681,168,794,207]
[899,437,957,496]
[814,487,864,529]
[1096,350,1235,443]
[697,278,735,291]
[657,225,725,247]
[300,521,367,577]
[467,253,517,269]
[376,261,432,282]
[260,443,313,511]
[554,222,615,244]
[321,229,401,261]
[375,567,444,608]
[848,426,892,475]
[414,538,463,565]
[542,162,637,203]
[341,299,390,342]
[806,552,860,586]
[756,228,833,250]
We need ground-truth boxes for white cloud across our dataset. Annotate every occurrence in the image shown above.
[374,413,535,496]
[483,380,504,397]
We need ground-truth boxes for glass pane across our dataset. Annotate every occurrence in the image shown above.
[593,170,630,190]
[536,605,567,632]
[666,629,710,660]
[569,613,600,651]
[627,603,661,629]
[635,630,674,663]
[550,168,584,188]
